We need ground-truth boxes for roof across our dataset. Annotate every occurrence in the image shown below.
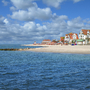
[82,29,90,35]
[65,34,68,36]
[69,35,73,39]
[72,33,78,35]
[69,33,73,35]
[42,39,51,41]
[65,33,78,39]
[77,39,84,42]
[65,33,77,36]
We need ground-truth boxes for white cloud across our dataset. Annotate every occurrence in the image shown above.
[67,17,84,28]
[23,22,36,30]
[87,21,90,24]
[44,15,68,37]
[10,0,35,9]
[2,0,9,6]
[9,0,83,22]
[3,19,9,24]
[0,16,5,21]
[73,0,82,3]
[43,0,83,8]
[9,0,54,21]
[0,0,87,44]
[52,15,68,22]
[0,16,5,24]
[10,7,53,21]
[43,0,65,8]
[0,15,90,43]
[10,6,17,11]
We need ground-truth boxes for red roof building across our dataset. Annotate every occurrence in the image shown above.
[41,39,51,44]
[82,29,90,35]
[64,33,78,43]
[79,29,90,40]
[47,41,56,45]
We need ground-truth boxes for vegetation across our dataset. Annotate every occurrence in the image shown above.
[72,40,76,43]
[52,40,59,43]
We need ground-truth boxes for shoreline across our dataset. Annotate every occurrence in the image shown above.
[1,44,90,54]
[23,44,90,54]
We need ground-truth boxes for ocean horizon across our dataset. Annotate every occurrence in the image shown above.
[0,44,90,90]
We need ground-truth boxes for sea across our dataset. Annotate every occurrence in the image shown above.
[0,44,90,90]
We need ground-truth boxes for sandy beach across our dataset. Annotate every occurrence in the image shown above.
[24,44,90,54]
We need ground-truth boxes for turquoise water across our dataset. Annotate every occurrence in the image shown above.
[0,44,90,90]
[0,44,42,49]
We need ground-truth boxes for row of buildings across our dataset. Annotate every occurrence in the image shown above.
[64,29,90,45]
[35,29,90,45]
[61,29,90,45]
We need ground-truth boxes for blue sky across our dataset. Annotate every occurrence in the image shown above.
[0,0,90,44]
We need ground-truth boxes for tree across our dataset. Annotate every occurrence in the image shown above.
[52,39,59,43]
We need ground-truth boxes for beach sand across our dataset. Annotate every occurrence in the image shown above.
[24,44,90,54]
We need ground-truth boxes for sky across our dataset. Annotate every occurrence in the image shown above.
[0,0,90,44]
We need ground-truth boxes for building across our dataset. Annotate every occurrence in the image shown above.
[41,39,51,44]
[48,41,56,45]
[64,33,78,43]
[76,39,84,45]
[60,37,65,43]
[79,29,90,44]
[79,29,90,39]
[64,34,70,43]
[33,41,36,45]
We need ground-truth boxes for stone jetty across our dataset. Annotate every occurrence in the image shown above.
[0,48,30,51]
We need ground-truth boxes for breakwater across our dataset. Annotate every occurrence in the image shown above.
[0,48,30,51]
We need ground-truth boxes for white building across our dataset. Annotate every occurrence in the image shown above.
[79,29,90,44]
[64,33,78,43]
